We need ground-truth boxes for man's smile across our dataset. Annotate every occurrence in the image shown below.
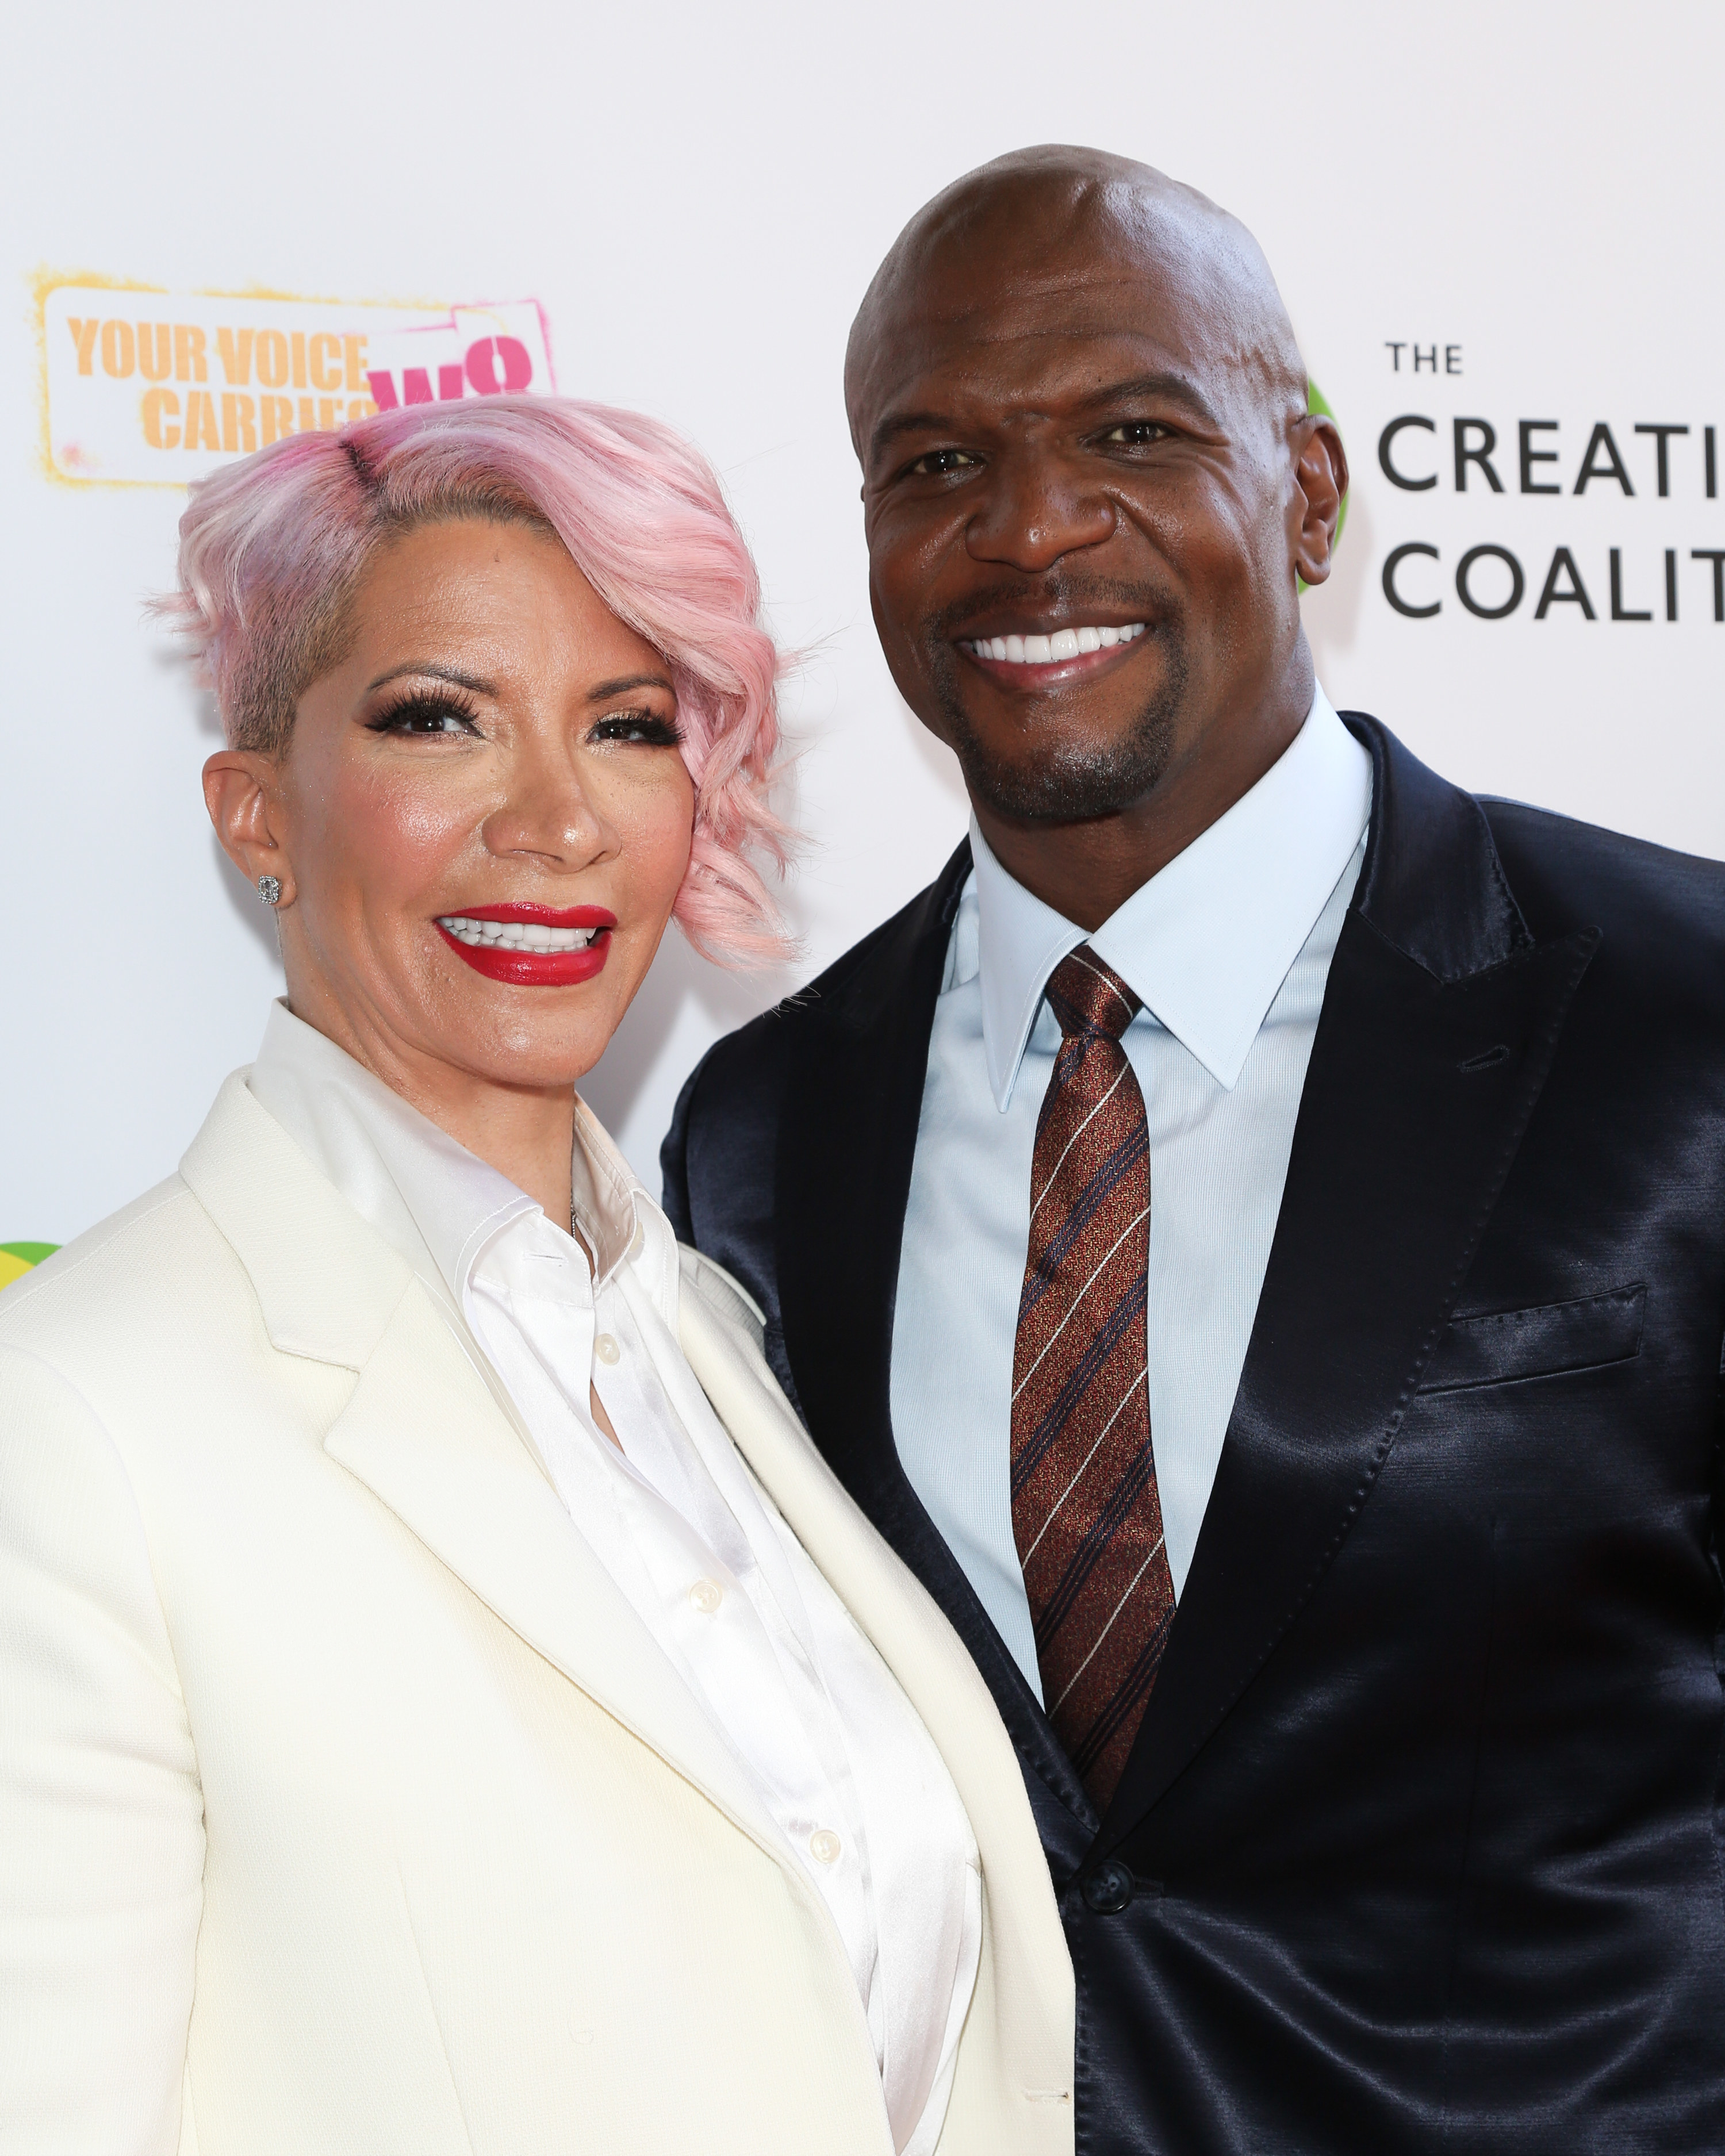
[957,618,1149,686]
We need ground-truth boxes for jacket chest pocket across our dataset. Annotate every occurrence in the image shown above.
[1418,1284,1646,1394]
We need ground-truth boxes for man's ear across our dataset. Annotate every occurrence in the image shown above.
[1290,417,1349,589]
[204,749,294,906]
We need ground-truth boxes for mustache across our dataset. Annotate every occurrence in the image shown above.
[928,573,1182,642]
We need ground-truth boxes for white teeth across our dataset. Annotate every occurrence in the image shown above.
[437,915,601,952]
[965,621,1147,666]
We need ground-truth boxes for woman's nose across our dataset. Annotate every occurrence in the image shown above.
[480,750,610,867]
[964,454,1116,573]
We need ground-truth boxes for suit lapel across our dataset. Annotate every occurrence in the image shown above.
[321,1286,779,1845]
[677,1279,1075,2093]
[1097,717,1600,1848]
[775,844,1095,1835]
[181,1076,781,1856]
[776,841,969,1497]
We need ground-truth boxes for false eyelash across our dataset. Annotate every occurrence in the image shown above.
[365,687,482,734]
[592,709,683,747]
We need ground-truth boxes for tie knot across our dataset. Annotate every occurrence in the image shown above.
[1045,946,1141,1045]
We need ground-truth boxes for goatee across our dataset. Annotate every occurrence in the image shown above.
[928,620,1190,824]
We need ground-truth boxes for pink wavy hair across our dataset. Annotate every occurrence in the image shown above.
[164,394,792,966]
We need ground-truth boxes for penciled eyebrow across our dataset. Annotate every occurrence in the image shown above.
[365,661,497,696]
[586,672,676,703]
[362,663,675,703]
[868,370,1221,464]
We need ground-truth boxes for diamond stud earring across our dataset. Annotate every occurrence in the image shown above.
[256,875,282,906]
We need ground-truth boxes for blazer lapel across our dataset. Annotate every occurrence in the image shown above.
[1098,718,1600,1848]
[677,1280,1075,2104]
[776,839,969,1499]
[181,1076,781,1855]
[775,844,1095,1835]
[321,1288,780,1844]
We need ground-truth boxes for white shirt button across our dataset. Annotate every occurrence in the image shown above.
[594,1333,620,1365]
[688,1578,723,1614]
[808,1828,842,1865]
[628,1222,646,1260]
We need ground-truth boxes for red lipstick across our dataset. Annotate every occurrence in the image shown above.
[434,903,617,988]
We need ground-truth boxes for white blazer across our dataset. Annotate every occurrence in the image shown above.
[0,1075,1074,2156]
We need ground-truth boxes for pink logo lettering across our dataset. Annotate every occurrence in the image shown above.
[465,336,534,395]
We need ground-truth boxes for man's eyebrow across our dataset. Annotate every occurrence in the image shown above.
[365,661,497,696]
[1073,372,1222,429]
[586,672,675,702]
[868,410,962,463]
[868,372,1222,465]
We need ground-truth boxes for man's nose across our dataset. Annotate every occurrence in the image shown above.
[964,454,1116,572]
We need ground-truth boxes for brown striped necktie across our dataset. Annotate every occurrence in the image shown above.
[1011,944,1174,1807]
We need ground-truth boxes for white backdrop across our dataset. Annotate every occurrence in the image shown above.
[3,0,1721,1250]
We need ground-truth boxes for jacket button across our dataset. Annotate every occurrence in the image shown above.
[1082,1859,1134,1914]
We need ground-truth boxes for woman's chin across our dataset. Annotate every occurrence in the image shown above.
[452,1028,615,1094]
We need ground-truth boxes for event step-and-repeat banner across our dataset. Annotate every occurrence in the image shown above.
[2,1,1718,1269]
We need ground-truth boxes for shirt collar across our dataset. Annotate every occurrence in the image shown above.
[971,687,1372,1108]
[246,999,666,1310]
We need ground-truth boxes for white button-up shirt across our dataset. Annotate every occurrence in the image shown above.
[890,690,1373,1702]
[248,1004,980,2156]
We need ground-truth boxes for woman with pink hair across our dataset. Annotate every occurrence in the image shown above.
[0,399,1072,2156]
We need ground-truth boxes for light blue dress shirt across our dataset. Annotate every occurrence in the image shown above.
[889,692,1373,1702]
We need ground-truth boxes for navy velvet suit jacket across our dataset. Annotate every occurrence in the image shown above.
[662,716,1725,2154]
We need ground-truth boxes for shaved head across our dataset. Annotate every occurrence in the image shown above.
[846,145,1308,457]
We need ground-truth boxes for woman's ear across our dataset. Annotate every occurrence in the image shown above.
[204,749,294,907]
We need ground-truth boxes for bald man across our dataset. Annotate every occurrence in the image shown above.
[664,148,1725,2154]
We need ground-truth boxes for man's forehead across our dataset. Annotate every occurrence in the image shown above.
[932,239,1203,315]
[848,153,1304,454]
[856,268,1249,450]
[870,320,1193,411]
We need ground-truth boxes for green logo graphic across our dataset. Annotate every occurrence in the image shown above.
[0,1242,58,1292]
